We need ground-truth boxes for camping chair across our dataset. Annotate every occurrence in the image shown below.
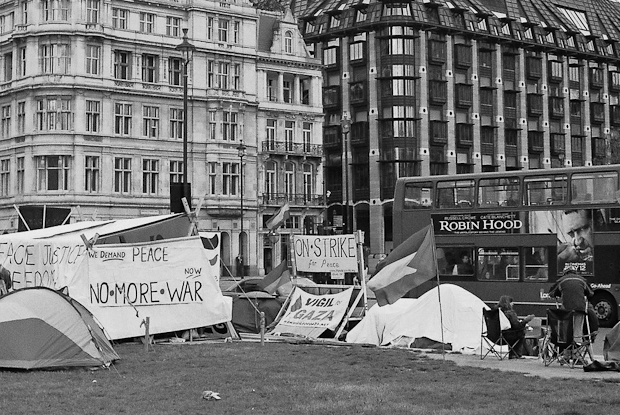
[481,308,520,360]
[540,308,594,368]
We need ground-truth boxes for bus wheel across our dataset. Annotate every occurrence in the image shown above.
[592,293,618,328]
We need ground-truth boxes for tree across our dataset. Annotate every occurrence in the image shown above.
[251,0,287,12]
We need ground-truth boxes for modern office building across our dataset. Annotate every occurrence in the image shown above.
[0,1,324,277]
[292,0,620,257]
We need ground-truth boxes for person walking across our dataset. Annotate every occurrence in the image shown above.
[548,270,594,344]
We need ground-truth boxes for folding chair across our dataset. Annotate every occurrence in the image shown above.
[540,309,594,368]
[481,308,520,360]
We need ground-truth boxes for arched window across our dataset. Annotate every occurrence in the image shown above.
[284,162,295,197]
[265,160,277,201]
[284,31,293,54]
[303,163,313,202]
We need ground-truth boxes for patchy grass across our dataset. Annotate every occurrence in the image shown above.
[1,341,619,415]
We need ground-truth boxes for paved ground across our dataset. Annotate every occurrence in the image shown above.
[421,328,620,380]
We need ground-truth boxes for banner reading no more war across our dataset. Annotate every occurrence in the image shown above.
[293,234,358,273]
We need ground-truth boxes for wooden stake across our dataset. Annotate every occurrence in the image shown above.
[260,312,266,346]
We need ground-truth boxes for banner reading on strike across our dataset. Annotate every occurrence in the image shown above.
[292,235,358,273]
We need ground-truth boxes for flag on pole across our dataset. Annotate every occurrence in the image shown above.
[368,224,437,306]
[257,260,290,295]
[265,202,290,231]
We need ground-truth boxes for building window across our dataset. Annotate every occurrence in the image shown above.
[114,102,132,135]
[141,54,158,83]
[166,17,180,36]
[170,160,184,184]
[142,159,159,194]
[85,156,99,192]
[142,105,159,138]
[114,157,131,193]
[302,122,312,151]
[86,45,100,75]
[3,52,12,82]
[267,119,276,145]
[0,158,9,196]
[16,156,24,194]
[285,121,294,151]
[36,97,72,131]
[168,58,182,86]
[170,108,183,139]
[86,100,100,133]
[18,47,26,77]
[40,0,70,21]
[218,19,229,42]
[209,110,216,140]
[37,155,70,191]
[284,163,295,196]
[222,110,237,141]
[1,105,10,137]
[39,41,71,74]
[207,17,214,40]
[323,47,337,65]
[21,1,27,25]
[222,162,239,196]
[265,161,276,198]
[233,21,240,43]
[303,164,313,201]
[139,12,155,33]
[17,101,24,134]
[350,42,365,61]
[207,60,214,88]
[114,51,131,80]
[86,0,99,24]
[216,62,229,89]
[284,31,293,53]
[112,8,128,29]
[233,63,240,90]
[208,162,217,195]
[283,81,291,103]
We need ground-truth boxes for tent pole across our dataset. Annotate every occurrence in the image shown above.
[430,223,445,359]
[260,312,265,346]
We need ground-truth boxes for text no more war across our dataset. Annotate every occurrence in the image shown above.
[90,278,204,306]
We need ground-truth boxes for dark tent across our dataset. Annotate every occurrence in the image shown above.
[0,287,119,370]
[231,292,282,334]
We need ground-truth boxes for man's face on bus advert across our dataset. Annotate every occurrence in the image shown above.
[563,209,593,261]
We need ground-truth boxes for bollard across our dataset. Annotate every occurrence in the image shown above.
[260,312,265,346]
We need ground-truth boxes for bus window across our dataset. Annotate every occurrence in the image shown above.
[477,248,519,281]
[437,247,474,276]
[437,179,475,208]
[404,181,433,209]
[478,177,520,207]
[571,171,618,204]
[524,247,549,281]
[524,175,567,206]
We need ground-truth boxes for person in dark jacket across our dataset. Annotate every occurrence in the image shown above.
[548,270,594,344]
[495,295,535,359]
[0,264,11,295]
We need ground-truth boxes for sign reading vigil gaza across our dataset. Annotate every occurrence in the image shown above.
[293,235,358,273]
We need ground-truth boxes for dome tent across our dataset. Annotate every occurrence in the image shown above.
[0,287,119,370]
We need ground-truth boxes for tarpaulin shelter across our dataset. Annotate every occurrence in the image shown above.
[0,213,232,340]
[346,284,509,354]
[0,287,119,370]
[230,292,283,334]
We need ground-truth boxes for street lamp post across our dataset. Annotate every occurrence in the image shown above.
[176,28,195,208]
[237,143,247,277]
[341,119,351,234]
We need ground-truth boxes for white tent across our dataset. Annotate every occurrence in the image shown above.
[0,214,232,340]
[346,284,508,354]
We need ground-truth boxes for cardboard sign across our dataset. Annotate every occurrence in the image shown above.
[292,235,358,273]
[272,287,353,338]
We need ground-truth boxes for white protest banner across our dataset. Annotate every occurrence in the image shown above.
[68,237,232,340]
[272,287,353,338]
[293,235,358,273]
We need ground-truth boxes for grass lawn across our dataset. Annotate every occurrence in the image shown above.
[1,340,619,415]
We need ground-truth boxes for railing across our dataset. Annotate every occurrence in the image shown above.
[261,193,326,207]
[261,140,323,157]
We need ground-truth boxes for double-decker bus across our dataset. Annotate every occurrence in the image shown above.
[393,165,620,327]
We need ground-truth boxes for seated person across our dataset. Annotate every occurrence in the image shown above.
[495,295,535,359]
